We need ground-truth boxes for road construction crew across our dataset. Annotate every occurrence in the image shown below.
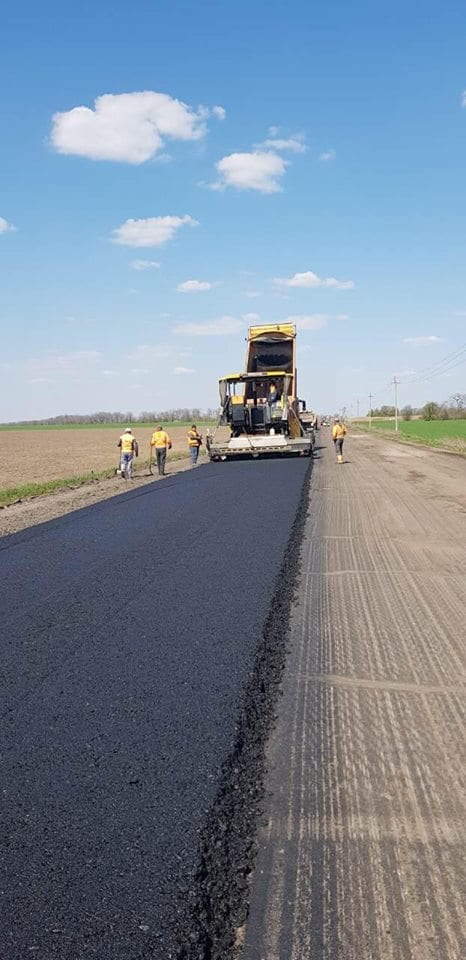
[117,427,138,479]
[187,424,203,466]
[332,418,347,463]
[150,425,172,476]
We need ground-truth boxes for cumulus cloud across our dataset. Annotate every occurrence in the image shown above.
[174,366,195,374]
[174,315,244,336]
[50,91,224,164]
[130,259,160,270]
[112,215,197,247]
[402,335,444,344]
[0,217,16,234]
[319,148,336,162]
[258,136,306,154]
[177,279,213,293]
[284,314,348,331]
[213,151,288,193]
[212,105,226,120]
[273,270,355,290]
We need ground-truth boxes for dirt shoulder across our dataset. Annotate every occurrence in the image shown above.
[0,455,198,538]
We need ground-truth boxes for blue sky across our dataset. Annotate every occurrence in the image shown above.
[1,0,465,420]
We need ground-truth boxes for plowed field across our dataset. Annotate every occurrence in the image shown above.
[0,426,208,489]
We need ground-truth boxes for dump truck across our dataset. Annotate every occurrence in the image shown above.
[209,323,314,460]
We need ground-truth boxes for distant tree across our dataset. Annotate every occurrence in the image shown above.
[421,401,440,421]
[450,393,465,418]
[438,404,451,420]
[401,405,413,421]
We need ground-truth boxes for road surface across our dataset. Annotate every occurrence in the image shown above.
[0,458,310,960]
[244,431,466,960]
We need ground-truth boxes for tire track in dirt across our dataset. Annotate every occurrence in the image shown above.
[243,432,466,960]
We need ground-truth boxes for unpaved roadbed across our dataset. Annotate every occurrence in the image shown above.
[244,430,466,960]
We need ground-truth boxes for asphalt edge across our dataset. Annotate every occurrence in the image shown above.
[175,457,313,959]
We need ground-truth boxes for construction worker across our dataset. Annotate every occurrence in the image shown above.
[187,424,203,466]
[332,417,347,463]
[117,427,138,479]
[150,425,172,476]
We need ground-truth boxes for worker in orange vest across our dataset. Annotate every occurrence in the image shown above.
[332,418,347,463]
[150,425,172,476]
[187,424,203,466]
[117,427,139,479]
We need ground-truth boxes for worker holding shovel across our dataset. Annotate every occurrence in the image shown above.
[150,425,172,476]
[117,428,139,479]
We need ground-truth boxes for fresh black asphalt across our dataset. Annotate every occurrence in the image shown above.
[0,458,310,960]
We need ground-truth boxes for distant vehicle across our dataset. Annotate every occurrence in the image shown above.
[209,323,314,460]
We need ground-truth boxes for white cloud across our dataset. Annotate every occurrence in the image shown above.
[319,148,336,162]
[402,335,444,344]
[243,290,261,299]
[242,312,261,323]
[130,367,151,375]
[112,215,197,247]
[268,126,280,137]
[273,270,355,290]
[0,217,16,234]
[461,90,466,107]
[213,151,288,193]
[453,310,466,317]
[102,369,120,377]
[259,136,306,154]
[130,259,160,270]
[212,105,226,120]
[28,377,52,384]
[284,313,347,331]
[174,315,244,336]
[127,344,173,362]
[177,279,213,293]
[51,91,218,164]
[174,365,195,374]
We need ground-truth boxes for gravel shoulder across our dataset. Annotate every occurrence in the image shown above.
[243,429,466,960]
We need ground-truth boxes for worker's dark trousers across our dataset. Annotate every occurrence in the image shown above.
[335,438,344,457]
[155,449,167,475]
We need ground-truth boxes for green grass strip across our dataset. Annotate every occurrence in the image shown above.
[0,451,192,508]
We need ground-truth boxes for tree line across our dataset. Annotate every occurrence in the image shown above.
[8,408,220,426]
[368,394,466,421]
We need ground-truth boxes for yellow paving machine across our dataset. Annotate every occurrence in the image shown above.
[209,323,314,460]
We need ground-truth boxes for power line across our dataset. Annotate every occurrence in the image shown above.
[399,343,466,385]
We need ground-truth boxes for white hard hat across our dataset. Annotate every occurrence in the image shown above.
[125,427,132,433]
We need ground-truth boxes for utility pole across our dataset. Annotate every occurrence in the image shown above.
[393,377,399,432]
[368,393,373,429]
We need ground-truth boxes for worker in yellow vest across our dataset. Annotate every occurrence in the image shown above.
[150,425,172,476]
[187,424,203,466]
[117,428,139,479]
[332,418,347,463]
